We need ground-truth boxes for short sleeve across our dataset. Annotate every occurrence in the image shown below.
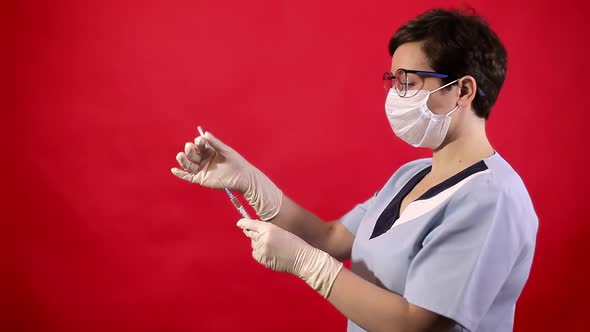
[404,182,525,331]
[339,192,378,236]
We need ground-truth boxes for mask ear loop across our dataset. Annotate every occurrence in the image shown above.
[429,79,460,95]
[446,105,460,117]
[429,78,461,117]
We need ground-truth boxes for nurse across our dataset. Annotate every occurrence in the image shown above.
[172,8,537,332]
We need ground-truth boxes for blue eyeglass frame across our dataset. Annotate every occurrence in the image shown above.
[383,69,486,97]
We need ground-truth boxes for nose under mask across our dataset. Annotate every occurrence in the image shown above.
[384,83,459,149]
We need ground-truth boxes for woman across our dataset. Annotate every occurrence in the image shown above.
[171,8,537,332]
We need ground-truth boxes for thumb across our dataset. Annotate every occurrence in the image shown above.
[203,132,230,152]
[236,218,263,232]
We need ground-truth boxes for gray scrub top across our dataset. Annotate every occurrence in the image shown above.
[340,153,538,332]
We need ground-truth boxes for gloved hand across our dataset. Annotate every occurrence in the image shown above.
[171,132,283,220]
[237,218,343,298]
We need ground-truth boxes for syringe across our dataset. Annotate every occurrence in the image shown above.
[217,177,251,219]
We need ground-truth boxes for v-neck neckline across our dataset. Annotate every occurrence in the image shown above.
[369,159,490,240]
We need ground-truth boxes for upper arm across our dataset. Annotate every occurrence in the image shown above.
[407,303,456,332]
[323,219,355,261]
[325,192,378,261]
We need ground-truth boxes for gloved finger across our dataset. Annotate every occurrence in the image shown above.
[237,218,262,232]
[252,249,263,264]
[251,236,265,252]
[184,142,202,164]
[176,152,199,173]
[203,132,230,153]
[243,229,260,242]
[170,167,198,183]
[195,136,211,155]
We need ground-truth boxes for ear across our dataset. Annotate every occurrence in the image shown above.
[457,75,477,108]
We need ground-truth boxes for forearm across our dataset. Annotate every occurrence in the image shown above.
[268,195,331,250]
[327,268,454,332]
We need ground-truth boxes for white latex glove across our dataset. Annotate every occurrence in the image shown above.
[171,132,283,221]
[237,218,343,298]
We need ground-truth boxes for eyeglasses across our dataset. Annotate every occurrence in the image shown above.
[383,68,486,98]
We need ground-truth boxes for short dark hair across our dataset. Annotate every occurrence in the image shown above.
[388,8,507,119]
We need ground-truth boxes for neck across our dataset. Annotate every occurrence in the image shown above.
[430,118,494,178]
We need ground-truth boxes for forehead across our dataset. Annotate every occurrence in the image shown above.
[390,41,432,72]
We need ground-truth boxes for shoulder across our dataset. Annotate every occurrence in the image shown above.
[449,153,538,242]
[459,153,535,208]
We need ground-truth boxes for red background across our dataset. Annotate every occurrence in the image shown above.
[4,0,589,331]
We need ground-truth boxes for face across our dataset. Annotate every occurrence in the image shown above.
[390,41,460,116]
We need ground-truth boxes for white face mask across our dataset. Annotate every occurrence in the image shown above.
[385,80,459,149]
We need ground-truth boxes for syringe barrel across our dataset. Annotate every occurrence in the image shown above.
[230,196,243,210]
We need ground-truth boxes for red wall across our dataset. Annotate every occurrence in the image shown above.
[5,0,588,331]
